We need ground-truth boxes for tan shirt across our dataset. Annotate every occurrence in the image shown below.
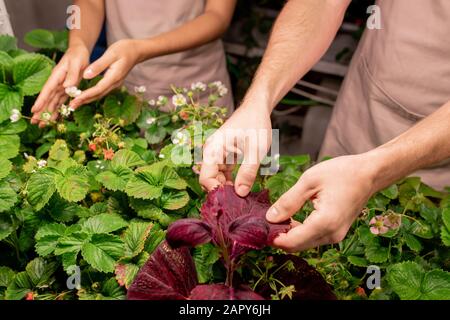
[320,0,450,190]
[105,0,234,111]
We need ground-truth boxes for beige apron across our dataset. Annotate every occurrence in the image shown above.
[105,0,234,111]
[320,0,450,190]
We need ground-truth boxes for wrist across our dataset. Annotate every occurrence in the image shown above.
[134,39,158,64]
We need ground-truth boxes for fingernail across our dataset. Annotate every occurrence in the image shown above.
[266,207,279,220]
[236,185,250,197]
[84,68,93,78]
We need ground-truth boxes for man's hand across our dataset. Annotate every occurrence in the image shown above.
[69,39,142,109]
[200,104,272,197]
[267,154,377,252]
[31,44,90,127]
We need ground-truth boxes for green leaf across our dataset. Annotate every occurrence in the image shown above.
[25,257,58,287]
[0,118,27,135]
[49,139,70,161]
[441,208,450,246]
[81,234,124,273]
[82,213,128,234]
[23,29,67,50]
[193,243,220,283]
[279,154,310,169]
[129,198,175,227]
[122,221,153,258]
[103,94,142,125]
[0,180,17,213]
[0,214,15,241]
[403,233,422,252]
[101,278,126,299]
[347,256,369,267]
[160,190,189,210]
[365,239,389,263]
[35,223,81,256]
[96,166,133,192]
[160,166,187,190]
[54,232,89,255]
[410,220,434,239]
[145,125,167,145]
[0,84,22,123]
[0,35,17,51]
[387,262,424,300]
[420,270,450,300]
[26,169,57,210]
[0,267,15,288]
[0,133,20,159]
[55,166,90,202]
[115,263,139,289]
[380,184,399,200]
[387,262,450,300]
[125,174,163,200]
[61,252,78,272]
[111,149,145,168]
[265,171,300,201]
[13,53,53,96]
[0,158,12,180]
[5,272,31,300]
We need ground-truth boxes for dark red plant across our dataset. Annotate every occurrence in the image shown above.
[128,186,290,300]
[166,185,290,286]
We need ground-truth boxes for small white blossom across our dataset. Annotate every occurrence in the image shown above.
[172,130,189,146]
[157,96,168,107]
[41,112,52,121]
[59,104,74,118]
[148,99,156,106]
[10,109,21,122]
[159,154,165,159]
[37,160,47,168]
[65,86,82,98]
[23,153,29,159]
[191,82,207,92]
[218,86,228,97]
[172,94,187,107]
[134,86,147,94]
[146,117,156,125]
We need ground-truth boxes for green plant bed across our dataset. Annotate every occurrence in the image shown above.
[0,31,449,300]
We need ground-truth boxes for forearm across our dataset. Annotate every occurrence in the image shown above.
[69,0,105,52]
[243,0,351,112]
[368,100,450,191]
[135,0,236,63]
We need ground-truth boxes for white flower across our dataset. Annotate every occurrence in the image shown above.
[218,86,228,97]
[41,112,52,121]
[9,109,21,123]
[146,117,156,125]
[172,94,187,107]
[157,96,168,107]
[148,99,156,106]
[65,86,82,98]
[212,81,223,88]
[159,154,165,159]
[23,153,29,159]
[172,130,189,146]
[59,104,74,117]
[134,86,147,94]
[37,160,47,168]
[191,82,207,92]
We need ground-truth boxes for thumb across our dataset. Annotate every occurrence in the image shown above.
[83,53,115,79]
[266,176,316,223]
[235,162,259,197]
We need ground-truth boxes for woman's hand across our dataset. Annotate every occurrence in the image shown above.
[31,44,90,128]
[69,39,142,110]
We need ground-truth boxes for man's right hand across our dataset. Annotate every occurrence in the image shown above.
[31,44,90,128]
[200,103,272,197]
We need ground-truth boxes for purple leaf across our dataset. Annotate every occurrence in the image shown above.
[228,214,269,250]
[127,241,197,300]
[166,219,212,248]
[200,186,290,255]
[190,284,264,300]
